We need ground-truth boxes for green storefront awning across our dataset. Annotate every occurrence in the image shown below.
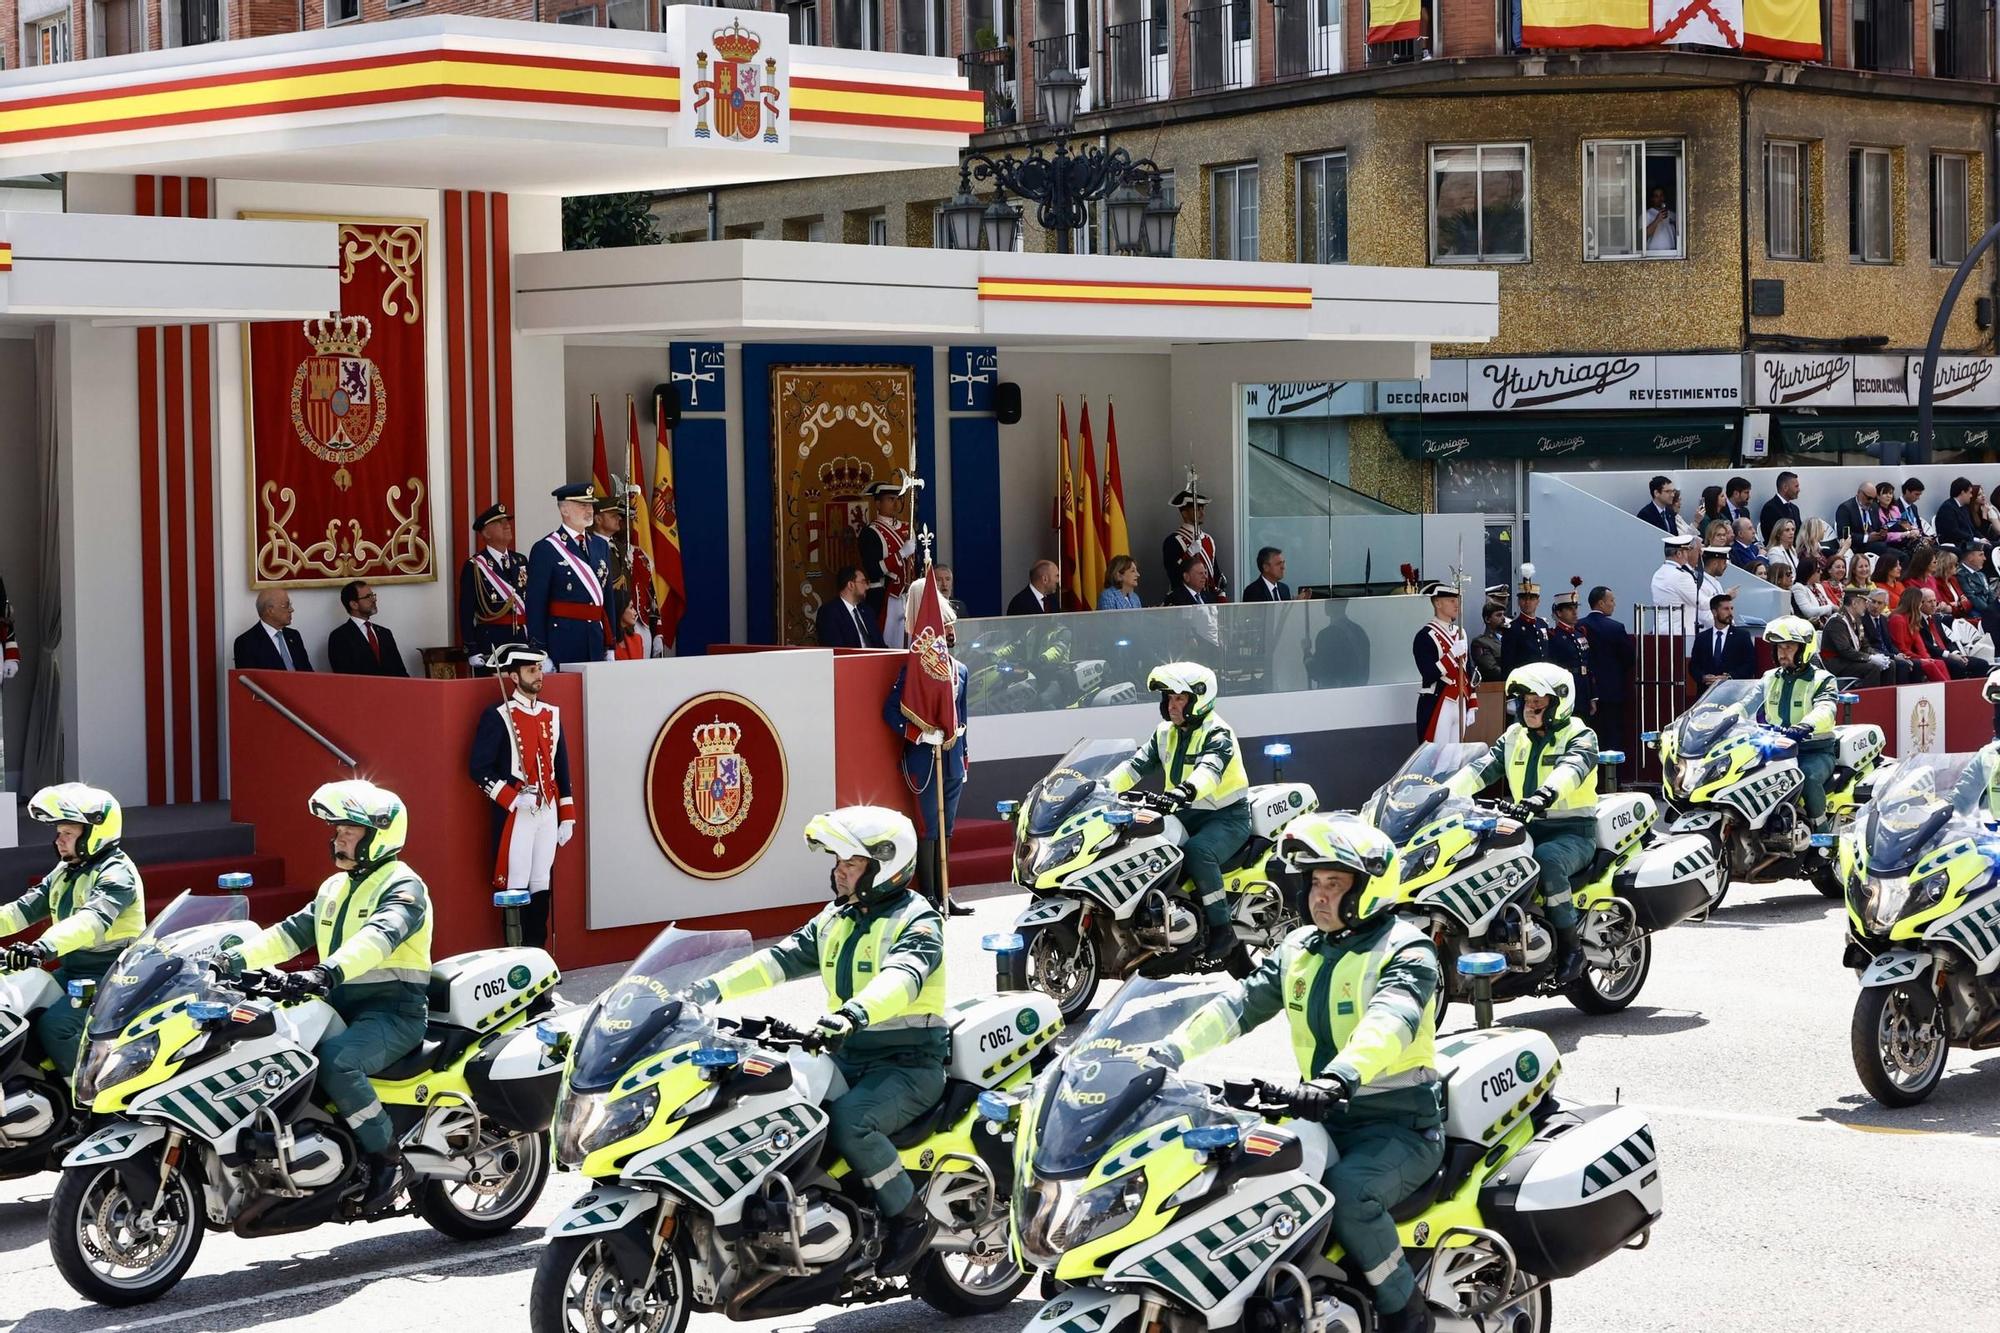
[1386,414,1739,461]
[1775,414,2000,455]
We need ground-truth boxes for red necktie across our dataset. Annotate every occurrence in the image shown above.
[365,623,380,660]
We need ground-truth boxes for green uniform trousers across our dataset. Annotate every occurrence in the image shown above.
[830,1050,945,1218]
[317,989,427,1154]
[1327,1121,1444,1316]
[40,952,116,1078]
[1798,744,1836,824]
[1179,802,1252,933]
[1526,819,1594,930]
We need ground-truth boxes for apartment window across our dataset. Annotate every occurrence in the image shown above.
[1765,139,1810,260]
[835,0,882,49]
[93,0,143,55]
[790,0,820,43]
[1582,139,1684,260]
[806,219,827,242]
[1932,152,1971,266]
[33,13,70,63]
[1212,163,1259,261]
[606,0,647,27]
[1849,146,1894,263]
[557,7,598,23]
[1430,143,1529,263]
[1297,152,1348,264]
[898,0,947,53]
[867,213,889,245]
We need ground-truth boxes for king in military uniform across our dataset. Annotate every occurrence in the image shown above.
[525,481,616,669]
[859,481,916,648]
[458,503,528,672]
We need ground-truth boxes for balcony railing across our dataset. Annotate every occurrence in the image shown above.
[1186,2,1250,93]
[1272,3,1339,78]
[1931,0,1994,78]
[1365,36,1428,64]
[1100,18,1166,106]
[1025,30,1093,123]
[1853,0,1916,72]
[957,46,1019,129]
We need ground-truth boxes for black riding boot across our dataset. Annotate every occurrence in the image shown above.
[1551,922,1586,985]
[358,1147,406,1215]
[877,1194,936,1278]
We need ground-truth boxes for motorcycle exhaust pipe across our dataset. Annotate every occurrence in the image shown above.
[1510,1312,1535,1333]
[496,1148,522,1175]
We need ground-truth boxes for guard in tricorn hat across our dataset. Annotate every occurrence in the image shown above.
[1413,578,1478,743]
[1164,482,1226,599]
[860,480,917,649]
[469,643,575,950]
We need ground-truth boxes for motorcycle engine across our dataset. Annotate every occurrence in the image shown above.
[282,1128,347,1190]
[746,1188,859,1271]
[0,1079,58,1140]
[1134,888,1201,950]
[795,1200,855,1267]
[1519,919,1553,967]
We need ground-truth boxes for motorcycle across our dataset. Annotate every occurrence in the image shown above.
[1647,678,1884,909]
[1359,742,1720,1016]
[987,976,1663,1333]
[997,739,1320,1020]
[529,926,1063,1330]
[50,902,565,1306]
[1839,751,2000,1107]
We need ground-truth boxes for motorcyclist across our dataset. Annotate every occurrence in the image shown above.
[1447,662,1596,985]
[217,780,433,1216]
[1758,615,1839,832]
[0,784,147,1077]
[1950,667,2000,816]
[1152,813,1443,1333]
[1105,662,1252,973]
[688,806,946,1278]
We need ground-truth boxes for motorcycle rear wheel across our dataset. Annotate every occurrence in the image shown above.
[908,1236,1030,1314]
[1852,983,1948,1107]
[416,1128,549,1239]
[1565,924,1651,1015]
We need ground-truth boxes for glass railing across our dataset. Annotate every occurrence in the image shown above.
[958,594,1431,716]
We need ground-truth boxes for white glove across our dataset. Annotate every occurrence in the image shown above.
[917,728,944,745]
[1870,654,1891,668]
[557,820,575,847]
[467,653,486,669]
[511,792,538,813]
[0,659,16,681]
[652,634,669,657]
[604,650,617,662]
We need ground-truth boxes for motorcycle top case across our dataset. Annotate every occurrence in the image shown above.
[1247,783,1318,839]
[1435,1028,1560,1146]
[946,994,1063,1087]
[1613,834,1720,931]
[427,948,559,1033]
[1479,1103,1661,1279]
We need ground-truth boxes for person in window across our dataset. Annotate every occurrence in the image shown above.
[1644,186,1678,252]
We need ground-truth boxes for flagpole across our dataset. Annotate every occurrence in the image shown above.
[1055,394,1065,600]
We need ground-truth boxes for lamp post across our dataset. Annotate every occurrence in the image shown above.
[1916,218,2000,465]
[937,65,1180,257]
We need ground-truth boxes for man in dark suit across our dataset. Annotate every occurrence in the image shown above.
[1835,480,1887,554]
[1581,585,1634,760]
[1241,547,1293,602]
[1723,476,1755,527]
[327,581,410,676]
[1690,594,1757,692]
[1007,560,1063,615]
[232,589,313,672]
[1823,588,1887,687]
[1635,475,1678,534]
[816,565,883,648]
[1162,556,1216,606]
[1758,471,1804,545]
[1862,587,1919,683]
[1936,476,1978,552]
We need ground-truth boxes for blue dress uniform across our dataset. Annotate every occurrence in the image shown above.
[884,659,969,906]
[458,503,528,668]
[524,483,616,669]
[1548,597,1596,722]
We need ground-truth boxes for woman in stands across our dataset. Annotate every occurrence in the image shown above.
[1764,518,1798,573]
[1789,556,1835,625]
[1796,518,1834,562]
[1904,543,1940,599]
[1935,550,1974,619]
[1887,586,1951,682]
[1872,551,1907,606]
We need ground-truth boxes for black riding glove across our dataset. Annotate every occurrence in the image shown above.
[3,940,51,972]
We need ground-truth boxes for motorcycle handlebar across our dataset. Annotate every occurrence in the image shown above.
[727,1015,815,1049]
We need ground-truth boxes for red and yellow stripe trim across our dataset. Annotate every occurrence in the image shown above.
[0,49,680,147]
[977,276,1313,309]
[791,74,983,134]
[0,243,12,272]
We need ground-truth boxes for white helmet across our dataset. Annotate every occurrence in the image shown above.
[1146,661,1219,724]
[308,779,409,871]
[1985,666,2000,704]
[804,805,918,904]
[29,783,123,861]
[1505,662,1578,726]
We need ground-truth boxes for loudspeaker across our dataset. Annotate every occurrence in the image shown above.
[651,385,682,427]
[993,381,1022,425]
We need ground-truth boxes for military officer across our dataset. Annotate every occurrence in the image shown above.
[1548,581,1596,723]
[592,490,632,625]
[859,482,916,649]
[525,481,616,669]
[458,503,528,672]
[1498,564,1552,674]
[1163,487,1227,600]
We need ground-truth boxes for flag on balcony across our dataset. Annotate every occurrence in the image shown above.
[1520,0,1651,47]
[1057,399,1084,611]
[590,395,612,500]
[1367,0,1422,43]
[1742,0,1822,57]
[624,395,657,631]
[1104,401,1131,567]
[1077,401,1106,602]
[651,393,688,650]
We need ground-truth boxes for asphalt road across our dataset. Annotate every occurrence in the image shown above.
[6,876,2000,1333]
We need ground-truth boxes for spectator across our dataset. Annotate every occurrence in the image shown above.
[1888,587,1950,681]
[1690,594,1756,690]
[1163,555,1216,606]
[1650,534,1701,638]
[1666,484,1695,536]
[1795,516,1833,562]
[1876,483,1916,548]
[1790,555,1835,625]
[1581,585,1634,755]
[1760,470,1804,545]
[1972,484,2000,543]
[1836,480,1887,552]
[612,600,648,660]
[1823,588,1888,688]
[1097,555,1143,610]
[1921,588,1989,678]
[1904,543,1940,598]
[1764,518,1799,572]
[1961,543,1995,624]
[1241,547,1294,602]
[1702,518,1733,552]
[816,565,884,647]
[1901,478,1932,538]
[1729,517,1763,571]
[1872,551,1906,605]
[1930,548,1969,613]
[1644,186,1679,251]
[1007,559,1063,615]
[1471,602,1507,681]
[1724,476,1755,526]
[1636,475,1678,533]
[1937,477,1979,552]
[1697,485,1730,533]
[232,589,314,672]
[931,564,969,620]
[1696,545,1730,630]
[1749,561,1771,582]
[1866,587,1919,683]
[1819,553,1851,603]
[326,581,409,676]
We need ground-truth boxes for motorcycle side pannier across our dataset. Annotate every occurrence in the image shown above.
[1478,1104,1662,1279]
[1613,834,1719,931]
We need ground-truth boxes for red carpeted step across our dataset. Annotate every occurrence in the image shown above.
[948,818,1016,889]
[130,854,288,901]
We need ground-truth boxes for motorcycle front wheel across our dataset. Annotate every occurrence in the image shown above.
[1029,925,1101,1023]
[531,1231,692,1333]
[49,1158,205,1307]
[1852,983,1948,1107]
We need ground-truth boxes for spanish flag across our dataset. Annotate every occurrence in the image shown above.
[624,395,657,628]
[1077,402,1105,604]
[1743,0,1822,58]
[1367,0,1421,43]
[1103,402,1131,567]
[590,395,612,499]
[1057,400,1084,611]
[1520,0,1651,47]
[651,393,688,650]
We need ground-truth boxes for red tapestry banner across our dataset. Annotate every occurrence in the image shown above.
[244,214,434,588]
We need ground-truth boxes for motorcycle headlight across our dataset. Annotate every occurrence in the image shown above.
[1401,843,1442,880]
[1860,875,1912,934]
[75,1032,159,1105]
[1907,870,1951,915]
[554,1084,660,1170]
[1033,832,1087,877]
[1018,1170,1147,1267]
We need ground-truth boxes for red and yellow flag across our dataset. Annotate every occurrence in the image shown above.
[1104,401,1131,566]
[624,396,656,629]
[1057,399,1083,611]
[651,393,688,649]
[1520,0,1650,46]
[1077,402,1105,602]
[590,395,612,500]
[1367,0,1421,43]
[1743,0,1822,57]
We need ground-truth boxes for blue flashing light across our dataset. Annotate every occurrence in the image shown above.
[1810,833,1836,849]
[535,1021,566,1047]
[216,872,254,890]
[1598,750,1626,765]
[67,980,95,1000]
[1838,693,1860,704]
[983,932,1026,954]
[978,1091,1017,1123]
[1115,638,1132,648]
[189,1000,234,1022]
[691,1047,741,1069]
[1456,952,1508,978]
[996,800,1020,819]
[1104,808,1135,826]
[1184,1125,1242,1151]
[1639,731,1660,744]
[1263,742,1294,760]
[1466,816,1498,833]
[494,889,533,908]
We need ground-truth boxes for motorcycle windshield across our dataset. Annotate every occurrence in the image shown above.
[136,890,251,947]
[87,948,203,1037]
[1024,740,1139,836]
[1362,744,1485,844]
[570,925,754,1093]
[1035,978,1243,1177]
[1673,679,1765,758]
[1863,753,1987,874]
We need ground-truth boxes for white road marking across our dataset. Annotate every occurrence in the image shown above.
[1564,1092,1998,1144]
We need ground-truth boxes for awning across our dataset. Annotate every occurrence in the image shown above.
[1386,413,1739,461]
[1775,413,2000,455]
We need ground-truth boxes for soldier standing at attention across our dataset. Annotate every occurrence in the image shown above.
[1499,564,1552,674]
[859,482,916,648]
[525,482,616,669]
[458,503,527,673]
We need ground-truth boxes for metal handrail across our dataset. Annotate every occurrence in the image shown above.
[1186,2,1248,93]
[1100,18,1164,107]
[235,676,358,770]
